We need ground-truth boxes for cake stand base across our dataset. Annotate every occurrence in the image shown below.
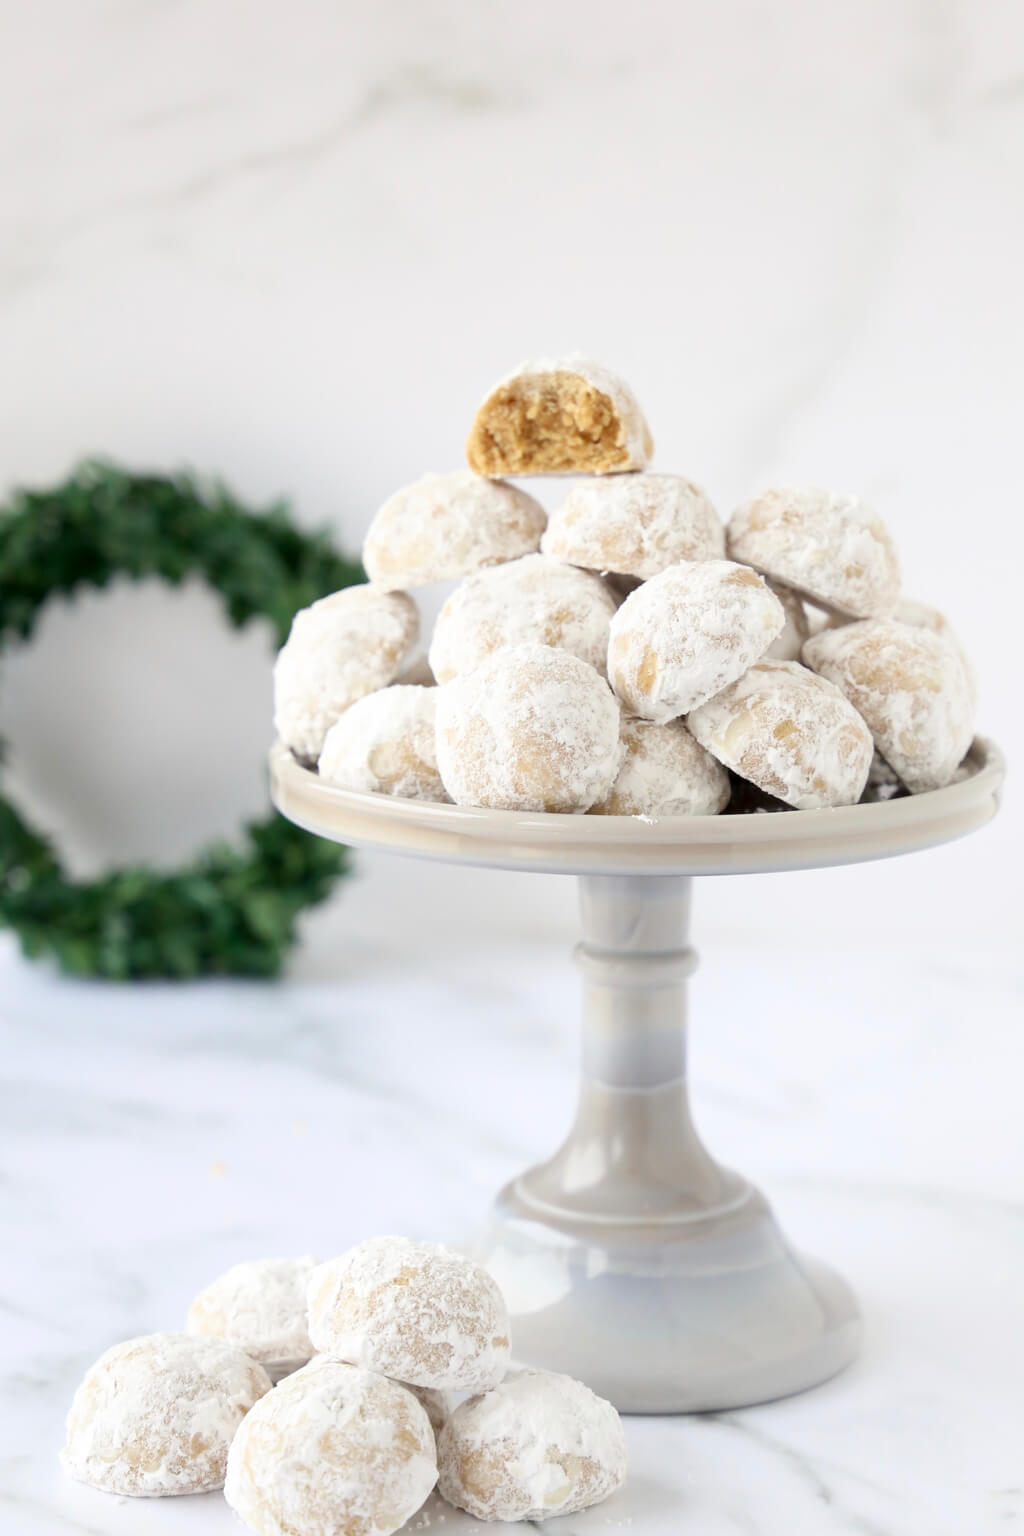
[475,873,860,1413]
[269,736,1003,1417]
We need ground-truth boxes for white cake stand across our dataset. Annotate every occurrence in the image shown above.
[270,737,1003,1414]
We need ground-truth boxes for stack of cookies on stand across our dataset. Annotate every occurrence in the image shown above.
[275,355,977,817]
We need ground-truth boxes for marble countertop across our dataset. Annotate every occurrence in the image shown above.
[2,864,1020,1536]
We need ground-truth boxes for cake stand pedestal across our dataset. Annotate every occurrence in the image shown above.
[270,738,1003,1414]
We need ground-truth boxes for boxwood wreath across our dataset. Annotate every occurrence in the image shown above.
[0,461,363,980]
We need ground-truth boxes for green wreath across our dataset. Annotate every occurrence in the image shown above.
[0,461,363,980]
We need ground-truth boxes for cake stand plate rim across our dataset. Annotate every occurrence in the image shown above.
[269,735,1004,877]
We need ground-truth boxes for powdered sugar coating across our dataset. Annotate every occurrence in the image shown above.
[296,1357,449,1435]
[363,471,546,591]
[435,644,623,813]
[607,560,785,722]
[307,1237,511,1394]
[764,582,810,661]
[428,554,618,684]
[61,1332,271,1497]
[688,658,874,810]
[894,597,978,705]
[185,1257,317,1371]
[542,473,724,578]
[437,1368,627,1522]
[224,1360,436,1536]
[466,354,653,475]
[802,619,974,792]
[318,685,448,802]
[727,487,901,618]
[274,586,419,764]
[591,717,730,817]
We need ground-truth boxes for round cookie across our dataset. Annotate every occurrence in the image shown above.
[296,1355,450,1436]
[727,487,901,619]
[606,560,785,722]
[273,585,419,765]
[542,473,724,579]
[894,596,977,704]
[318,685,448,802]
[802,618,975,793]
[466,354,653,476]
[428,553,618,684]
[764,582,810,661]
[437,1368,627,1523]
[688,658,874,810]
[362,471,546,591]
[590,717,730,817]
[224,1360,436,1536]
[61,1332,271,1497]
[185,1256,317,1373]
[307,1236,511,1394]
[435,644,622,814]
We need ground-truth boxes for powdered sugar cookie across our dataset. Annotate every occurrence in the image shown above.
[308,1237,510,1394]
[542,473,724,578]
[318,685,448,802]
[428,554,618,684]
[802,619,974,792]
[186,1257,316,1374]
[224,1360,436,1536]
[688,658,874,810]
[727,487,900,618]
[61,1333,271,1497]
[274,586,418,765]
[607,560,785,722]
[591,717,730,817]
[438,1368,627,1523]
[363,471,546,591]
[435,644,622,813]
[296,1357,449,1435]
[466,355,653,476]
[894,597,978,704]
[765,582,810,661]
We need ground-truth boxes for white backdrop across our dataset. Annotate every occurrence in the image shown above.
[0,0,1019,953]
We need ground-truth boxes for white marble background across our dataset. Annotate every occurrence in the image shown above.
[1,3,1022,1533]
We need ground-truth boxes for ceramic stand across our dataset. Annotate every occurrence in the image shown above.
[481,873,858,1411]
[270,736,1003,1413]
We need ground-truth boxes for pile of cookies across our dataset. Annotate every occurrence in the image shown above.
[274,355,977,816]
[61,1236,627,1531]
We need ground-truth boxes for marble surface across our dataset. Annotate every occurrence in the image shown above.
[2,850,1021,1535]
